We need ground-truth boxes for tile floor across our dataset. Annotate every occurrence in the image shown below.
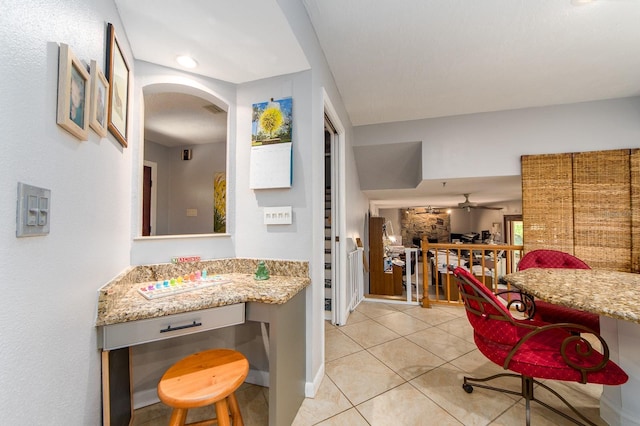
[134,300,607,425]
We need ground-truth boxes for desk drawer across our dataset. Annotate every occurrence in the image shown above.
[100,303,245,350]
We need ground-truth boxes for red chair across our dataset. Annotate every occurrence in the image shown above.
[518,249,600,333]
[452,267,627,426]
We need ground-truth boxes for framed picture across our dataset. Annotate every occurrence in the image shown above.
[251,97,293,146]
[56,43,90,141]
[89,60,109,138]
[106,23,130,147]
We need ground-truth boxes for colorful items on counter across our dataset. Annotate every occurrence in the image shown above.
[137,269,231,300]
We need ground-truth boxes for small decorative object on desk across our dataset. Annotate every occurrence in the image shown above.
[171,255,201,264]
[254,261,270,280]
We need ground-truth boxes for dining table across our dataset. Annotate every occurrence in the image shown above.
[504,268,640,426]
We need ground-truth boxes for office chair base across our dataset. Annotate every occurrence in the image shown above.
[462,373,597,426]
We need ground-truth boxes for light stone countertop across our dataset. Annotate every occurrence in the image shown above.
[96,258,310,326]
[504,268,640,324]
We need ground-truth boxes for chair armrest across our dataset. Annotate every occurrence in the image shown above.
[495,290,536,320]
[506,322,609,383]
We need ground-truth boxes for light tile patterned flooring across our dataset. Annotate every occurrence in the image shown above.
[134,300,606,425]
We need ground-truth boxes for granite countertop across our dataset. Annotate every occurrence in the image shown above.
[96,258,310,327]
[504,268,640,324]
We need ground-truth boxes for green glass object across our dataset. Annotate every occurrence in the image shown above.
[254,261,270,280]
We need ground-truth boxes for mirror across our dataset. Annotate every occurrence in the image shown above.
[142,88,227,236]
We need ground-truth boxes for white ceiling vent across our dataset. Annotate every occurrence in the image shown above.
[203,104,225,114]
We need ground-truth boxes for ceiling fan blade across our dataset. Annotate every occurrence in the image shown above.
[456,193,502,210]
[475,205,503,210]
[453,205,503,210]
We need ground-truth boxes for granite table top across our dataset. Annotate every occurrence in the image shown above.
[504,268,640,324]
[96,258,310,327]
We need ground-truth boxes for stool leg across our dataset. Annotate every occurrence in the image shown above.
[227,393,244,426]
[214,398,231,426]
[168,408,188,426]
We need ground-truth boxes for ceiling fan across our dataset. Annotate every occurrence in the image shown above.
[456,194,503,211]
[412,206,443,214]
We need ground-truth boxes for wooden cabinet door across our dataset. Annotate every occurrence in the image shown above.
[369,217,386,294]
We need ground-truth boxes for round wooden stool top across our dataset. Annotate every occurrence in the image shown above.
[158,349,249,409]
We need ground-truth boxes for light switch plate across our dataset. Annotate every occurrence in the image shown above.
[17,182,51,237]
[264,206,292,225]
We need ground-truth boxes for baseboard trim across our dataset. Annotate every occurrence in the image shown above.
[305,364,325,397]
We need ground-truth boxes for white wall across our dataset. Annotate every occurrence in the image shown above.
[167,142,226,235]
[276,0,369,395]
[355,96,640,180]
[0,1,132,423]
[235,72,314,261]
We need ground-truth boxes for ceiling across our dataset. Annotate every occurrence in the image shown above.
[144,92,227,147]
[115,0,640,208]
[304,0,640,126]
[114,0,309,84]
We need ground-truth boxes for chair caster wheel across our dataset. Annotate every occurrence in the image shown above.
[463,383,473,393]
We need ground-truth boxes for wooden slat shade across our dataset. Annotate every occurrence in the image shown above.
[522,153,574,254]
[631,149,640,273]
[573,149,631,271]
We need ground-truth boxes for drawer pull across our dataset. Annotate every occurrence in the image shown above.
[160,321,202,333]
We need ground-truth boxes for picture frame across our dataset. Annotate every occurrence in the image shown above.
[106,23,130,147]
[89,60,109,138]
[56,43,90,141]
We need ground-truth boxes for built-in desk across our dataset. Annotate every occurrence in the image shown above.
[96,258,310,426]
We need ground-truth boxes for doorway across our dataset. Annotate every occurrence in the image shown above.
[142,161,157,236]
[324,115,339,323]
[504,214,523,267]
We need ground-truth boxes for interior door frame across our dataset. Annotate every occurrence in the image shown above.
[324,116,338,324]
[504,214,523,270]
[503,214,523,245]
[143,160,157,236]
[323,94,346,325]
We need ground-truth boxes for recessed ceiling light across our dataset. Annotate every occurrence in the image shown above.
[176,55,198,69]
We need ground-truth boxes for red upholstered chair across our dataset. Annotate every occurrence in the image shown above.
[452,267,627,426]
[518,249,600,333]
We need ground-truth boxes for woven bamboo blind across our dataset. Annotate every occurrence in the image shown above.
[573,149,631,271]
[522,153,574,254]
[631,149,640,273]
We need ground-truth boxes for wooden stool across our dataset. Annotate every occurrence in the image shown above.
[157,349,249,426]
